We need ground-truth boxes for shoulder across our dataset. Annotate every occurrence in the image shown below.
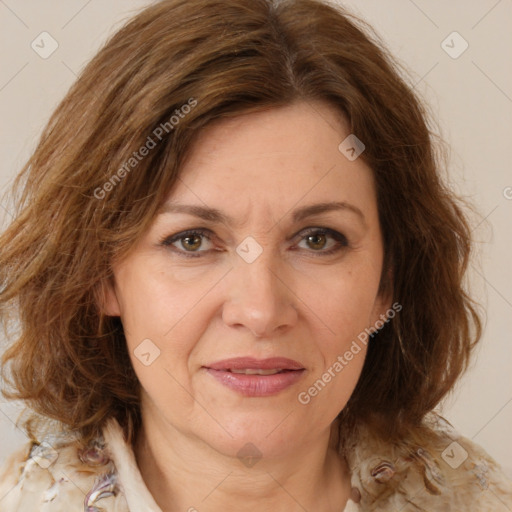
[345,413,512,511]
[0,428,130,511]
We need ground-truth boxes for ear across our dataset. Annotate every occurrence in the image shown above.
[94,275,122,317]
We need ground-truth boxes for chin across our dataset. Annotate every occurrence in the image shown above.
[193,409,312,461]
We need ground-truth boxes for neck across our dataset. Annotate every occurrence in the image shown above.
[134,415,352,512]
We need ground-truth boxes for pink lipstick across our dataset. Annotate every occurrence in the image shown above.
[204,357,305,397]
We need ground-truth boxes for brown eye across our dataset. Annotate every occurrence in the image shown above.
[295,228,349,255]
[181,234,203,251]
[161,229,214,257]
[305,233,327,250]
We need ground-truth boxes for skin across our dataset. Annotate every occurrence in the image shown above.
[102,100,392,512]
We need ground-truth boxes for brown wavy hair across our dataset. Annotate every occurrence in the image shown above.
[0,0,482,447]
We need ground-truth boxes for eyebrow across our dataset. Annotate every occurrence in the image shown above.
[159,201,366,228]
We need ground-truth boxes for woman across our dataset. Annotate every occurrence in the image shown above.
[0,0,511,510]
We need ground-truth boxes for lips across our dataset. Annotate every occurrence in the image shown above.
[204,357,305,397]
[206,357,305,371]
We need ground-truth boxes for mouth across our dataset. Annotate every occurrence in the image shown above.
[206,356,305,372]
[203,357,305,396]
[225,368,291,375]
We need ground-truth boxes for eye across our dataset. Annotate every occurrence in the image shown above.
[160,227,349,258]
[160,229,214,257]
[295,228,348,255]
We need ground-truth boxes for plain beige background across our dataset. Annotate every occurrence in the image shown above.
[1,0,511,480]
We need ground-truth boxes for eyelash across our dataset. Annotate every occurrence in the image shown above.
[159,227,349,259]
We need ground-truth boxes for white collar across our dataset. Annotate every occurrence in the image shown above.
[103,418,163,512]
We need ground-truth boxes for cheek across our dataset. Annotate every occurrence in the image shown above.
[290,256,380,412]
[295,257,382,342]
[296,328,368,420]
[114,257,218,340]
[114,268,207,408]
[111,276,176,370]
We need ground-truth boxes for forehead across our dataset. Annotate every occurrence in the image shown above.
[166,100,378,225]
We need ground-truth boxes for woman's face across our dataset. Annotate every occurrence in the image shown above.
[104,100,391,458]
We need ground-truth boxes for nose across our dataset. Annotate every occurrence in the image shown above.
[221,254,298,338]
